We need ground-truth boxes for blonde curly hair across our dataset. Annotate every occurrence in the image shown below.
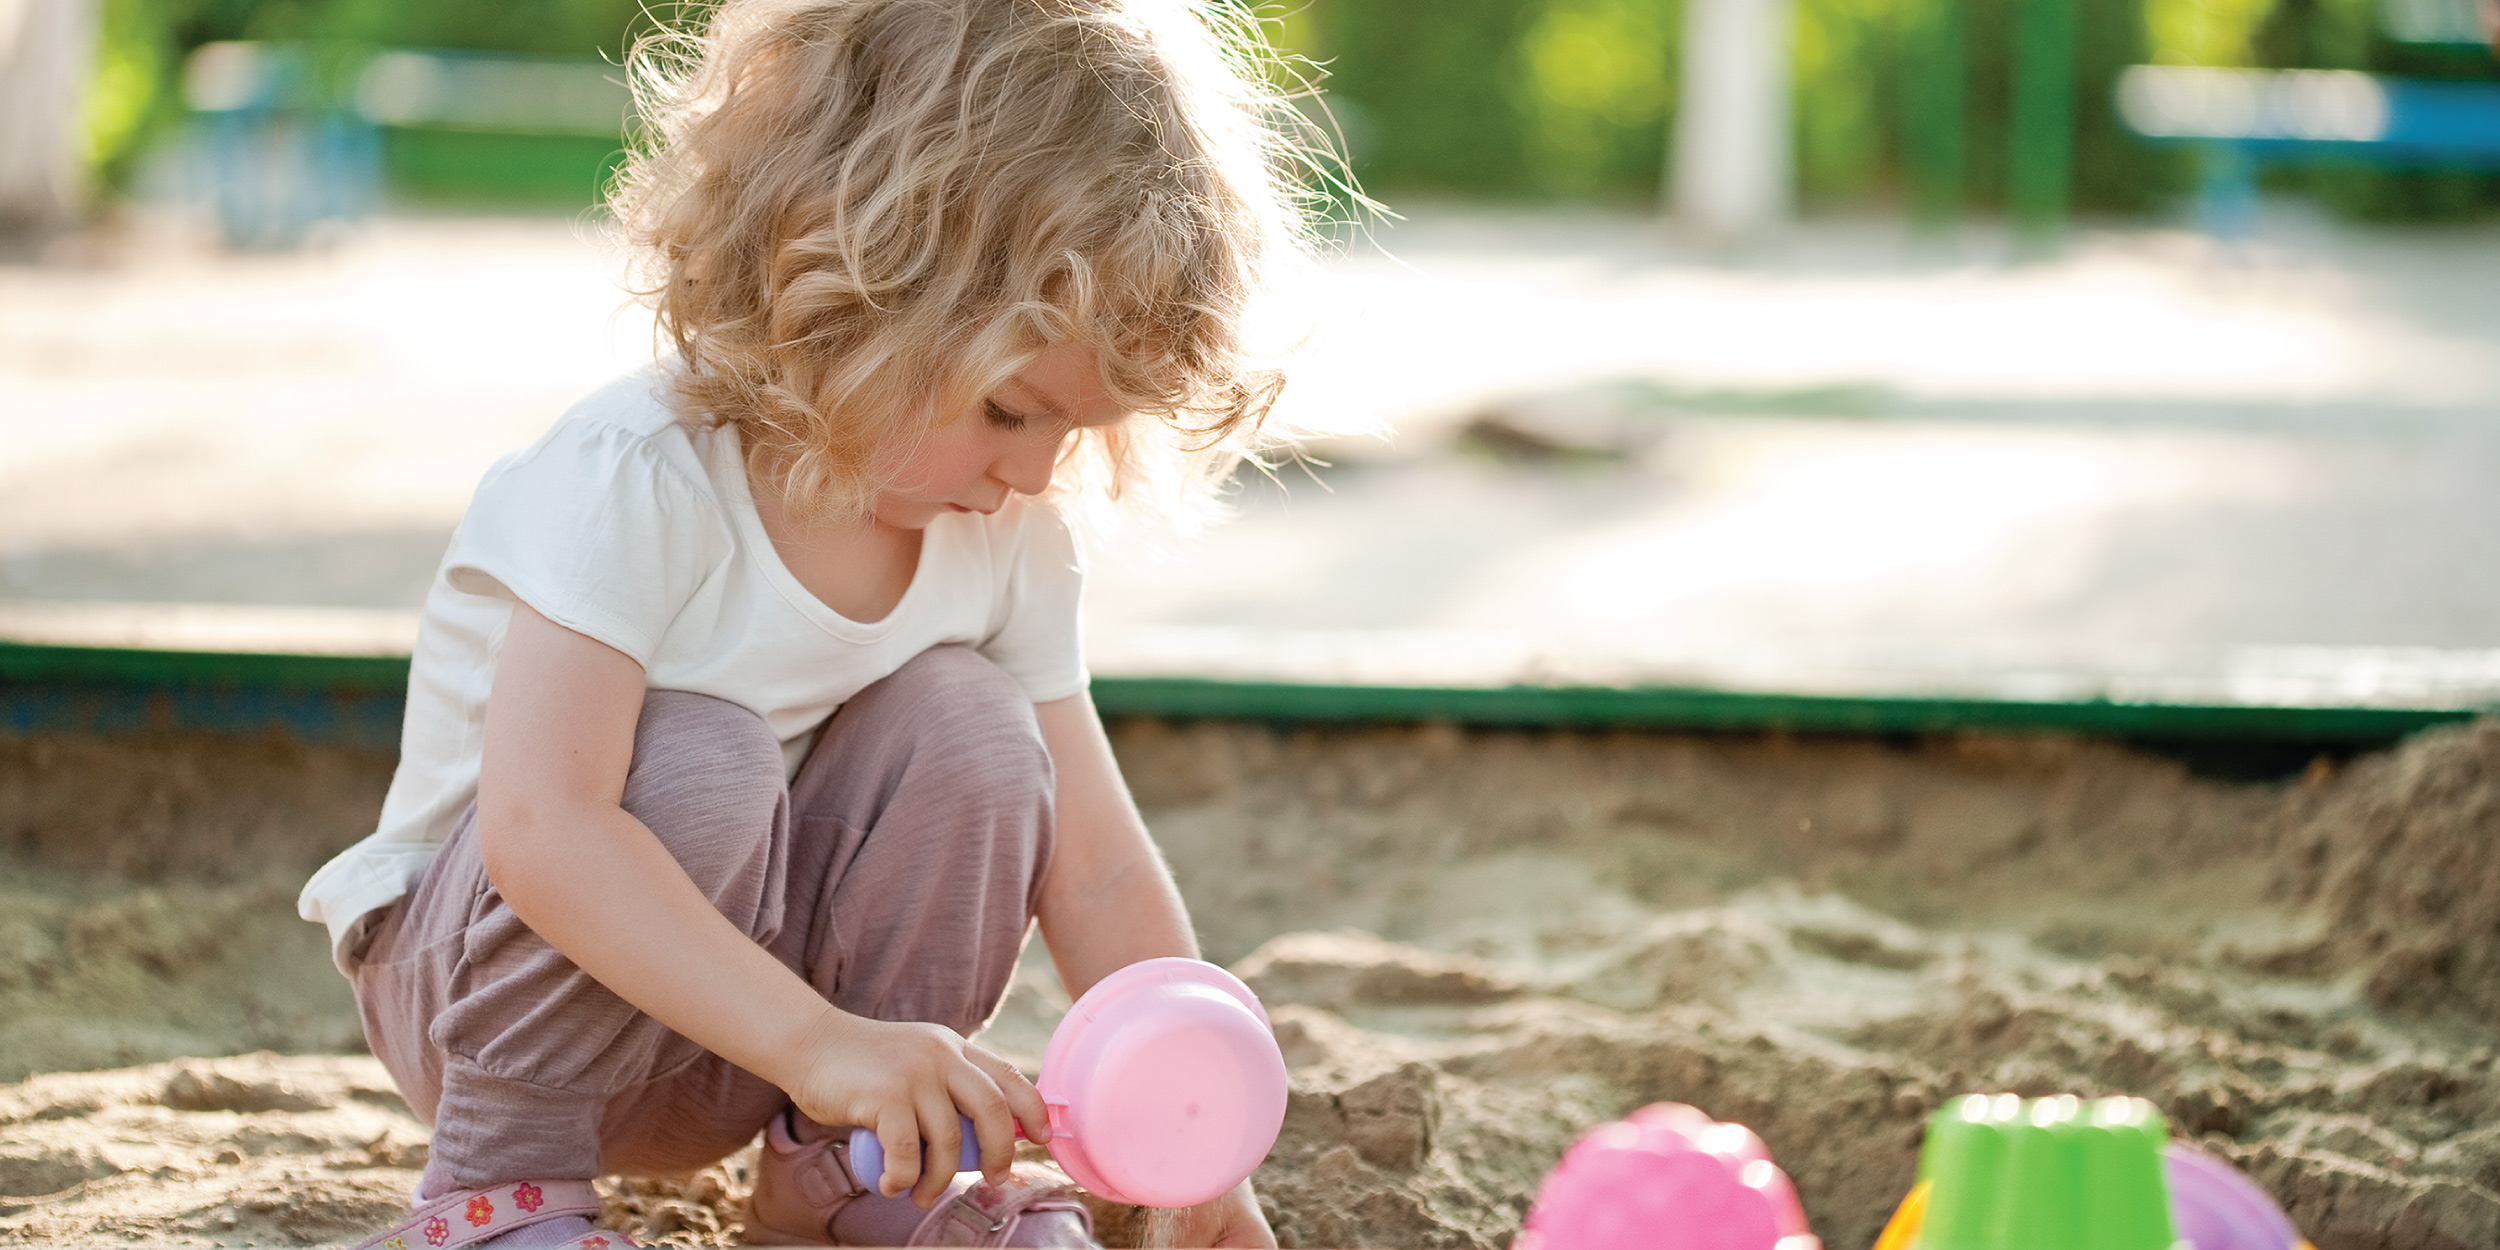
[609,0,1333,530]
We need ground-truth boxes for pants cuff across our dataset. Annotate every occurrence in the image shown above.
[421,1056,608,1195]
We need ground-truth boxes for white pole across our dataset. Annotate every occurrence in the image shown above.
[0,0,97,236]
[1671,0,1794,241]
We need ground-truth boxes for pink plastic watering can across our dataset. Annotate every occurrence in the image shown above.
[846,956,1289,1209]
[1518,1103,1822,1250]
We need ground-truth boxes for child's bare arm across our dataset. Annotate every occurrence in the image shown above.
[1032,693,1278,1248]
[478,603,1049,1206]
[1030,693,1199,989]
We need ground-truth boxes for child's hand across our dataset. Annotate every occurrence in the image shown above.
[1164,1181,1276,1248]
[781,1009,1051,1209]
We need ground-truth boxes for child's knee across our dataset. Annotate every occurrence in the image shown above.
[886,643,1027,701]
[622,691,785,886]
[870,647,1052,783]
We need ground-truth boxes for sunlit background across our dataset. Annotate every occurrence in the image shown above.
[3,0,2498,704]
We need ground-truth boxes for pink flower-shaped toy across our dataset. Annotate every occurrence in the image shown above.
[1519,1103,1821,1250]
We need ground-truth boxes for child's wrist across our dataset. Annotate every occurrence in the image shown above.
[756,998,851,1094]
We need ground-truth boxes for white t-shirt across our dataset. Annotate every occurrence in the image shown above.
[298,364,1090,971]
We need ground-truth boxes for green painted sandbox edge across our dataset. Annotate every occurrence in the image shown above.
[1087,677,2479,740]
[3,639,2484,744]
[0,640,410,689]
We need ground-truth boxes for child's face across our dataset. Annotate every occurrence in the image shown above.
[871,341,1128,530]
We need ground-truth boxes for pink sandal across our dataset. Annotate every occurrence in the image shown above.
[747,1109,1096,1247]
[353,1179,633,1250]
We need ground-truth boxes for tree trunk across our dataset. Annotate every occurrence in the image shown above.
[0,0,97,238]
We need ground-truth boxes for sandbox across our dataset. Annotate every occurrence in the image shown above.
[5,716,2500,1249]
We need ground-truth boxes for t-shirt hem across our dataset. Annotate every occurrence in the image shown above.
[310,876,418,976]
[445,552,663,668]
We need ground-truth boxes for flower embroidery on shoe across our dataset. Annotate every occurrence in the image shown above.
[466,1194,495,1226]
[423,1215,451,1246]
[385,1239,408,1250]
[513,1182,544,1213]
[582,1236,610,1249]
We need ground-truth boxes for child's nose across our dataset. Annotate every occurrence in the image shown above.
[993,436,1061,497]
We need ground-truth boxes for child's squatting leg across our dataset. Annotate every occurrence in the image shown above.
[745,645,1079,1246]
[354,688,792,1205]
[352,647,1060,1242]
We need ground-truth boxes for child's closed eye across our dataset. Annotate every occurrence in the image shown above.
[983,400,1033,431]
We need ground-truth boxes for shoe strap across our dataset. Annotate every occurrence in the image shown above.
[908,1170,1092,1247]
[777,1110,871,1238]
[356,1179,603,1250]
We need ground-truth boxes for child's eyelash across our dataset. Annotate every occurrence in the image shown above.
[984,400,1029,430]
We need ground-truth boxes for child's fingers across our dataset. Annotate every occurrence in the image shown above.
[911,1092,964,1209]
[967,1044,1051,1146]
[871,1109,924,1200]
[949,1056,1023,1183]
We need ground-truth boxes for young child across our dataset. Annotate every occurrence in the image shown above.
[298,2,1322,1245]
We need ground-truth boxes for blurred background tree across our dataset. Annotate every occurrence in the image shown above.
[81,0,2500,219]
[1296,0,2495,219]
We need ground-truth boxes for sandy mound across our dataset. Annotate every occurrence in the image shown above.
[0,733,391,1081]
[2279,719,2500,1022]
[6,718,2500,1247]
[0,1051,750,1247]
[0,1053,424,1245]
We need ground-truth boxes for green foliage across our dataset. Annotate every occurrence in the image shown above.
[383,127,630,203]
[84,0,2497,216]
[317,0,709,56]
[1511,0,1681,196]
[1288,0,2490,219]
[1795,0,1907,204]
[2251,0,2500,221]
[85,0,173,189]
[1306,0,1547,194]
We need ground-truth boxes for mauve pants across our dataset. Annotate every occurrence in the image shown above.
[352,646,1056,1193]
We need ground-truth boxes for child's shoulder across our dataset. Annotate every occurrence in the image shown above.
[452,364,738,597]
[553,361,702,446]
[509,363,719,489]
[461,364,739,556]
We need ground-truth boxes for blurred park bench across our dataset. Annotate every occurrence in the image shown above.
[2117,66,2500,236]
[182,41,628,247]
[2114,0,2499,237]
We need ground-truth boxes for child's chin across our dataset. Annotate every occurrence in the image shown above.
[874,503,947,530]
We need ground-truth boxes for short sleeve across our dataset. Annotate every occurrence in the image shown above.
[442,418,731,665]
[979,502,1091,702]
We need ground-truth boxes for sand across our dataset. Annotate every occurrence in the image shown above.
[5,718,2500,1248]
[0,733,393,1082]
